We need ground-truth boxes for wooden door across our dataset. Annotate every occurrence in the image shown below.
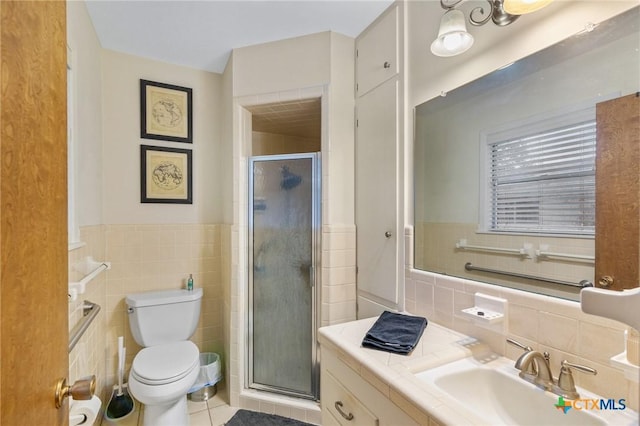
[595,93,640,290]
[1,1,69,425]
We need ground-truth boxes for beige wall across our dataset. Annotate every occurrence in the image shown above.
[327,32,356,226]
[67,0,103,226]
[232,32,331,98]
[101,50,225,224]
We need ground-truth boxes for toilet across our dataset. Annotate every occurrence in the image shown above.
[126,288,203,426]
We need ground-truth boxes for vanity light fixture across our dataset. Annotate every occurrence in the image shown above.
[431,0,554,57]
[430,9,475,57]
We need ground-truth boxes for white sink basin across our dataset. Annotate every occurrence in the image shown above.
[414,357,637,426]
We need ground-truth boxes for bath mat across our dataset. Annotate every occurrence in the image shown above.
[225,409,314,426]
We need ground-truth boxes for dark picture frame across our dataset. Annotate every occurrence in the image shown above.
[140,145,193,204]
[140,79,193,143]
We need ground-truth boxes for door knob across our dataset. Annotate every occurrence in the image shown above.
[383,61,391,69]
[384,231,392,238]
[55,375,96,408]
[598,275,614,288]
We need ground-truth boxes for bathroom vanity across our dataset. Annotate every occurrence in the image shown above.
[319,316,638,426]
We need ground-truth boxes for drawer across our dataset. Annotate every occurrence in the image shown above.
[324,370,379,426]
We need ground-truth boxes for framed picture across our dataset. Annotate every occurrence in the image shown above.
[140,79,193,143]
[140,145,192,204]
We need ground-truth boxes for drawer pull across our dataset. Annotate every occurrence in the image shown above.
[334,401,354,421]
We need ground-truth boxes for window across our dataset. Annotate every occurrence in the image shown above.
[481,107,596,236]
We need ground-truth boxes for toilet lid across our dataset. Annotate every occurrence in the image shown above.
[132,341,199,385]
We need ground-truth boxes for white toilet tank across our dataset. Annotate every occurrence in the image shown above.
[126,288,203,347]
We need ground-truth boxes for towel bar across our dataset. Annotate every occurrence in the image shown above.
[68,300,101,353]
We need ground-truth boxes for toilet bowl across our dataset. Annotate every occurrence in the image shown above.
[128,341,200,426]
[126,288,203,426]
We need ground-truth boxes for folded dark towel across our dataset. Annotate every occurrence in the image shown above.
[362,311,428,355]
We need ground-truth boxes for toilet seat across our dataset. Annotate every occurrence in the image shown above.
[131,341,199,385]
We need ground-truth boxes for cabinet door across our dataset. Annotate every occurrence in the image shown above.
[356,5,398,97]
[321,348,420,426]
[595,93,640,290]
[324,371,379,426]
[356,77,399,308]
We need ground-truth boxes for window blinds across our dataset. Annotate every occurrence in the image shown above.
[488,118,596,235]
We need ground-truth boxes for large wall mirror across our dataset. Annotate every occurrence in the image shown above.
[414,7,639,301]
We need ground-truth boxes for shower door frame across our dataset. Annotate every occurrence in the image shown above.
[247,152,321,401]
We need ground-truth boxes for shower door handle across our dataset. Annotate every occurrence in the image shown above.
[309,265,315,287]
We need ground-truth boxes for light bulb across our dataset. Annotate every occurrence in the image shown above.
[443,33,463,51]
[503,0,553,15]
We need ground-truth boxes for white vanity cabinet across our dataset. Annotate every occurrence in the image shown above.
[321,347,419,426]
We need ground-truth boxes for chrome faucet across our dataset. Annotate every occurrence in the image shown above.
[507,338,597,399]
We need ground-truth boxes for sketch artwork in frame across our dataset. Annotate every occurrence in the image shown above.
[140,79,193,143]
[141,145,192,204]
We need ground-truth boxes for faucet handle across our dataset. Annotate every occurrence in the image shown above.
[557,360,597,400]
[562,360,597,375]
[507,338,537,375]
[506,338,532,352]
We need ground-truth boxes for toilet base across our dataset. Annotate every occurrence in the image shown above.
[142,396,189,426]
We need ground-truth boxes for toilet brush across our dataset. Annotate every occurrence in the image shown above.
[105,336,135,420]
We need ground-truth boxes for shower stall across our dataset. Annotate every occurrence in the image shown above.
[248,153,321,400]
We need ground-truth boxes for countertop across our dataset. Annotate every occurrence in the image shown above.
[318,315,639,426]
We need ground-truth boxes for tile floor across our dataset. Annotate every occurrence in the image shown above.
[101,393,239,426]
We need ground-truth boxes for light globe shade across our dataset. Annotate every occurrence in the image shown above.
[430,9,474,57]
[503,0,554,15]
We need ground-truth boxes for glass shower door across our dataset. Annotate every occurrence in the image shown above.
[248,153,320,400]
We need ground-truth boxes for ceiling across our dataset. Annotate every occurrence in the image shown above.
[85,0,395,74]
[248,98,321,139]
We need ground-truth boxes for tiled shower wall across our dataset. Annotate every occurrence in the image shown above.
[405,227,639,412]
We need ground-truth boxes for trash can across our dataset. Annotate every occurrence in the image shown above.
[188,352,222,402]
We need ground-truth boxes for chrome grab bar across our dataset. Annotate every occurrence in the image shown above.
[536,250,595,262]
[68,300,101,353]
[464,263,593,288]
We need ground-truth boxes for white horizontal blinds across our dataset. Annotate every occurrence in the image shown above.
[488,111,596,235]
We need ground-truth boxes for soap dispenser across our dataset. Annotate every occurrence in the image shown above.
[187,274,194,291]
